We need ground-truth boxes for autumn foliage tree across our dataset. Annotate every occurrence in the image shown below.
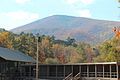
[112,27,120,39]
[51,44,66,64]
[0,29,97,64]
[0,31,14,49]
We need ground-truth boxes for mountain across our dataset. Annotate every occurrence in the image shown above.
[11,15,120,44]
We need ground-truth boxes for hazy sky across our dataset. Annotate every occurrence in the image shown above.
[0,0,120,30]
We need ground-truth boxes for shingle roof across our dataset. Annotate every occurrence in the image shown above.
[0,47,35,63]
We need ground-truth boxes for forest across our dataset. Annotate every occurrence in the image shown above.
[0,28,120,64]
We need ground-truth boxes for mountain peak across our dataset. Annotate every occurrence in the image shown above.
[11,15,120,44]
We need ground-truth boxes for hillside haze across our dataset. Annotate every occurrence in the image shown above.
[11,15,120,44]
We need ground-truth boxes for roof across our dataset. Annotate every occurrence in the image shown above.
[73,62,118,65]
[0,47,35,63]
[22,62,119,66]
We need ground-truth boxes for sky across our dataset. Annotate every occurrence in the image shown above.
[0,0,120,30]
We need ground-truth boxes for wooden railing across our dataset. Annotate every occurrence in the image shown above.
[0,71,118,80]
[63,73,73,80]
[74,72,81,79]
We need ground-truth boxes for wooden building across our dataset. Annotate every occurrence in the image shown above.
[0,47,35,80]
[0,47,120,80]
[20,62,120,80]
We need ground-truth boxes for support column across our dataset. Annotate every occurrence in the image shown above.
[47,65,49,78]
[64,65,65,77]
[79,65,81,73]
[117,64,119,80]
[56,65,57,78]
[29,66,31,78]
[87,65,89,77]
[110,64,111,78]
[103,64,104,78]
[72,65,73,77]
[95,65,97,78]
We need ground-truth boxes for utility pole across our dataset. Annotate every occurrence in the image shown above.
[36,37,39,80]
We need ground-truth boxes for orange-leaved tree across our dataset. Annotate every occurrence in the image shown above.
[112,27,120,39]
[0,31,13,48]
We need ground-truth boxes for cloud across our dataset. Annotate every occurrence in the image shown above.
[78,9,91,18]
[5,11,39,21]
[15,0,30,4]
[0,11,40,30]
[80,0,94,5]
[66,0,78,4]
[66,0,94,5]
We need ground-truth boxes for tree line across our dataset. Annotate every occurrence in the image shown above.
[0,29,119,64]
